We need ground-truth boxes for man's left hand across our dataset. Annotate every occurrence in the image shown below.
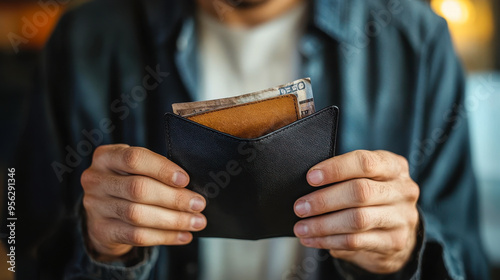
[294,150,420,274]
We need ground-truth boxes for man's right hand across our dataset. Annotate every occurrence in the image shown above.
[81,144,207,261]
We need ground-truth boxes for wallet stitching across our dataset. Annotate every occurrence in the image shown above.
[292,96,299,120]
[186,94,300,120]
[169,106,337,143]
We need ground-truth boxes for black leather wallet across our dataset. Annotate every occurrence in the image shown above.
[164,105,339,239]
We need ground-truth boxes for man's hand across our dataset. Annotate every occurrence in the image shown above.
[81,144,207,261]
[293,150,420,274]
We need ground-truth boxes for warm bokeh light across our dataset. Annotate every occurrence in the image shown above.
[433,0,474,24]
[0,3,66,52]
[431,0,495,71]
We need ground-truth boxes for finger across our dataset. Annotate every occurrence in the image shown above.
[299,230,396,253]
[294,206,404,238]
[329,248,408,274]
[82,169,206,213]
[85,196,207,232]
[307,150,409,186]
[91,218,194,247]
[92,145,189,187]
[328,249,355,259]
[294,179,405,217]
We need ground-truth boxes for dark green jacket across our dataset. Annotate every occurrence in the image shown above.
[11,0,489,279]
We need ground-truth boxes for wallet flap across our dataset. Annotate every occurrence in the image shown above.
[165,105,339,239]
[187,95,300,139]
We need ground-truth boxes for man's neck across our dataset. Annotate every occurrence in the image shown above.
[197,0,305,27]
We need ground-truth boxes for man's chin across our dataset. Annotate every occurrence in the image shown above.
[227,0,270,9]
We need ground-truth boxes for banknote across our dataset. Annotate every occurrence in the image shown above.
[172,78,315,118]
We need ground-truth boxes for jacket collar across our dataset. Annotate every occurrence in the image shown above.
[161,0,364,100]
[140,0,195,47]
[141,0,364,47]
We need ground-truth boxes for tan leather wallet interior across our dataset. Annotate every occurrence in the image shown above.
[187,95,300,138]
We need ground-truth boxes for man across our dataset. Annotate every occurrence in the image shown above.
[15,0,488,279]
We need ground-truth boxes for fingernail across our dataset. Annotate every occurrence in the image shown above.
[295,200,311,217]
[178,232,190,242]
[189,197,205,212]
[191,215,205,230]
[307,169,324,185]
[295,223,309,237]
[173,172,188,186]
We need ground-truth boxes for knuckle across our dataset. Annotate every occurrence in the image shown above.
[376,261,397,274]
[82,196,94,212]
[122,147,144,170]
[375,150,391,161]
[327,162,342,181]
[87,222,100,240]
[127,228,147,245]
[314,238,326,248]
[409,208,420,227]
[168,213,187,230]
[89,220,112,245]
[328,249,341,258]
[397,155,410,172]
[407,182,420,202]
[128,177,147,201]
[313,193,328,213]
[344,234,360,250]
[80,169,91,189]
[392,234,407,251]
[123,204,142,224]
[80,169,98,190]
[312,220,327,236]
[357,150,377,176]
[383,259,402,274]
[175,213,190,230]
[351,209,369,231]
[157,162,174,185]
[92,145,107,161]
[173,191,189,210]
[352,179,372,204]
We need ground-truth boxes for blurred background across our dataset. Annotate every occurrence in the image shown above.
[0,0,499,279]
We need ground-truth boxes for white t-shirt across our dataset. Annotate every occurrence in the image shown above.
[198,2,307,100]
[196,3,310,280]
